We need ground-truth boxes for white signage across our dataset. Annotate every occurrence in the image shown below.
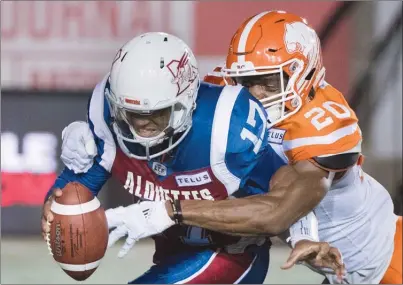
[1,132,58,173]
[1,1,194,89]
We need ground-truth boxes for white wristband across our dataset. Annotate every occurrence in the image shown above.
[286,211,319,248]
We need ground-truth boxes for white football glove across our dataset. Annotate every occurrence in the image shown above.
[61,121,97,174]
[105,201,175,258]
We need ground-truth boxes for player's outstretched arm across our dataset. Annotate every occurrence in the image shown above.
[166,85,331,236]
[166,161,330,236]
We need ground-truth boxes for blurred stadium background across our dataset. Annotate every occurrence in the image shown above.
[1,1,402,284]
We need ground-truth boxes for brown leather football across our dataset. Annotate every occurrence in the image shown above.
[48,182,108,281]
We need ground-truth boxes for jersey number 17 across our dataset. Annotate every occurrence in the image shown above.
[240,100,267,154]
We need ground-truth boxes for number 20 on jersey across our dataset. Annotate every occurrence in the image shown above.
[304,101,351,131]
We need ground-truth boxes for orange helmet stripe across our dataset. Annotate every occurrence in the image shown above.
[235,11,269,63]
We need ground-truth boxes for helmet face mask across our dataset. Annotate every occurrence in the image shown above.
[229,58,305,127]
[115,105,173,142]
[223,11,325,127]
[106,32,200,160]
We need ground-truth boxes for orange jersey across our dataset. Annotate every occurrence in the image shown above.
[203,68,362,168]
[271,82,362,165]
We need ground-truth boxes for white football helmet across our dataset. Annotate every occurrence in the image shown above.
[106,32,200,160]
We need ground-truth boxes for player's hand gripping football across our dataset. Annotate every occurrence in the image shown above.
[61,121,97,174]
[41,188,63,241]
[281,240,345,282]
[106,201,175,258]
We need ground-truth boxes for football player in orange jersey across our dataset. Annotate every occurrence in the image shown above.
[201,10,401,284]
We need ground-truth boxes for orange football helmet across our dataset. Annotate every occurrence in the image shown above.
[203,65,227,86]
[203,65,234,86]
[222,10,325,127]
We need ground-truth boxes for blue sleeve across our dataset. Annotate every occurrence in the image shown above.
[44,76,115,202]
[210,85,270,195]
[234,144,287,198]
[86,76,117,172]
[45,161,111,201]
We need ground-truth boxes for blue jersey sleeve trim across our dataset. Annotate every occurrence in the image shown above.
[210,85,244,195]
[44,162,110,202]
[87,75,117,172]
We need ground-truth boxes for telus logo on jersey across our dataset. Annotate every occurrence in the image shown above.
[268,128,286,144]
[175,171,212,187]
[124,172,214,201]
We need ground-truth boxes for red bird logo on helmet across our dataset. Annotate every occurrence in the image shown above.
[167,52,198,95]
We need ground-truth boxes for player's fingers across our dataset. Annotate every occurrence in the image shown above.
[42,201,54,222]
[328,259,345,283]
[330,247,344,267]
[281,247,314,270]
[117,236,137,259]
[315,242,330,261]
[53,188,63,197]
[334,264,346,283]
[312,249,345,282]
[42,202,52,236]
[41,217,51,233]
[281,255,298,270]
[46,211,54,223]
[43,193,55,211]
[42,203,51,220]
[105,207,125,229]
[108,225,127,248]
[329,248,345,281]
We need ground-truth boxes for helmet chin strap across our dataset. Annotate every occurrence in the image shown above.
[164,126,175,138]
[131,125,177,160]
[115,123,192,161]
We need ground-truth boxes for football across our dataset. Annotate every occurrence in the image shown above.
[47,182,108,281]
